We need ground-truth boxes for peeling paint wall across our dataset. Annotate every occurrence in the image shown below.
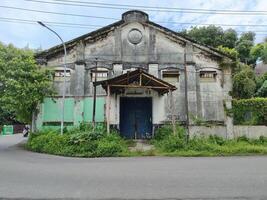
[36,10,232,130]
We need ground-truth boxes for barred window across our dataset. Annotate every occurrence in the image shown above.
[91,68,108,82]
[162,70,179,84]
[54,69,71,77]
[200,71,217,81]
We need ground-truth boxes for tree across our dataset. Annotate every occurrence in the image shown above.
[238,31,255,42]
[217,46,240,73]
[182,26,238,48]
[0,42,53,124]
[255,80,267,97]
[235,32,255,64]
[232,66,256,99]
[235,40,254,64]
[222,29,238,49]
[185,25,224,48]
[255,72,267,97]
[250,43,264,63]
[0,107,16,125]
[250,43,267,64]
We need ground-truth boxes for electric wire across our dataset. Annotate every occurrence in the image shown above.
[46,0,267,14]
[1,5,267,30]
[25,0,267,16]
[1,16,267,35]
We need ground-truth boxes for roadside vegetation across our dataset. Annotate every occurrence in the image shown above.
[26,123,267,157]
[152,125,267,156]
[26,123,129,157]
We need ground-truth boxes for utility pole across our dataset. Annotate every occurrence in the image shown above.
[37,21,67,135]
[92,58,98,129]
[184,48,190,142]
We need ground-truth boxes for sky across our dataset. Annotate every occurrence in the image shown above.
[1,0,267,50]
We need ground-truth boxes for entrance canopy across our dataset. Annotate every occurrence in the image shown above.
[94,69,176,95]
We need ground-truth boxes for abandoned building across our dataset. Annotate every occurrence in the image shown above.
[35,10,233,139]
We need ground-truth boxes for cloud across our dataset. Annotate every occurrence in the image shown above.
[0,0,266,49]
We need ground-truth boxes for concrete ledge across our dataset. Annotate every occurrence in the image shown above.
[233,125,267,138]
[189,125,267,139]
[189,125,227,138]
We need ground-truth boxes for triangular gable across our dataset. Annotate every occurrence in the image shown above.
[94,69,176,95]
[36,10,231,60]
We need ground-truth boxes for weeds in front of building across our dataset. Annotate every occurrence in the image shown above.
[26,123,128,157]
[152,125,267,156]
[26,123,267,157]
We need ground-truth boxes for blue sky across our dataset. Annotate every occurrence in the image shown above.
[1,0,267,50]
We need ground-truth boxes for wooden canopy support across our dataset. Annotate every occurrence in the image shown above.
[109,84,170,89]
[94,69,176,95]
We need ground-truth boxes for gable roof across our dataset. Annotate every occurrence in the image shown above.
[94,68,176,95]
[36,10,231,59]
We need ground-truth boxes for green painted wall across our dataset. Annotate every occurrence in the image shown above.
[38,97,105,129]
[84,97,105,122]
[43,98,74,122]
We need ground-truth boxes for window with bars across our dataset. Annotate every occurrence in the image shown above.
[200,71,217,81]
[162,70,179,84]
[91,68,109,82]
[54,69,71,77]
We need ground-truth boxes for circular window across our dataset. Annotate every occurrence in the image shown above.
[128,29,143,45]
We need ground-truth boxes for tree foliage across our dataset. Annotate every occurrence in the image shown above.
[255,72,267,97]
[181,26,258,65]
[232,98,267,125]
[0,42,54,124]
[235,39,254,64]
[250,43,267,64]
[234,32,255,64]
[221,29,238,49]
[232,66,256,99]
[182,25,238,49]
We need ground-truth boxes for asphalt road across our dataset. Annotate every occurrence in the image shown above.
[0,134,267,200]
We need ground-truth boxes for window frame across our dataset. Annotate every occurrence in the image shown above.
[199,71,217,82]
[90,67,109,82]
[161,69,180,84]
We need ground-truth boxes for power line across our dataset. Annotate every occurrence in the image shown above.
[0,18,96,29]
[2,5,267,29]
[0,16,102,27]
[0,17,267,34]
[49,0,267,14]
[25,0,267,16]
[0,5,118,20]
[160,22,267,27]
[1,16,267,35]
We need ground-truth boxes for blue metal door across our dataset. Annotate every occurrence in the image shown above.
[120,97,152,139]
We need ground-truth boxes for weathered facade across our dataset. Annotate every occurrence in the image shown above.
[35,10,233,139]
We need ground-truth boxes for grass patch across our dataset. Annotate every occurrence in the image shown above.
[26,123,267,157]
[151,124,267,156]
[26,123,129,157]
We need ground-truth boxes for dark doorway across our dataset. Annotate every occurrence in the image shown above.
[120,97,152,139]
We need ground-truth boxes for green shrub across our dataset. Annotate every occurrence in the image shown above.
[26,124,128,157]
[153,124,187,152]
[155,134,186,152]
[232,98,267,125]
[152,124,267,156]
[96,133,128,157]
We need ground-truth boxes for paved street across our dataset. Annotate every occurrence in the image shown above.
[0,134,267,200]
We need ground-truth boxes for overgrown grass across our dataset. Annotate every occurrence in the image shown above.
[26,123,129,157]
[26,123,267,157]
[152,124,267,156]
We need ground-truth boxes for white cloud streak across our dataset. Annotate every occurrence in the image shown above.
[0,0,266,49]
